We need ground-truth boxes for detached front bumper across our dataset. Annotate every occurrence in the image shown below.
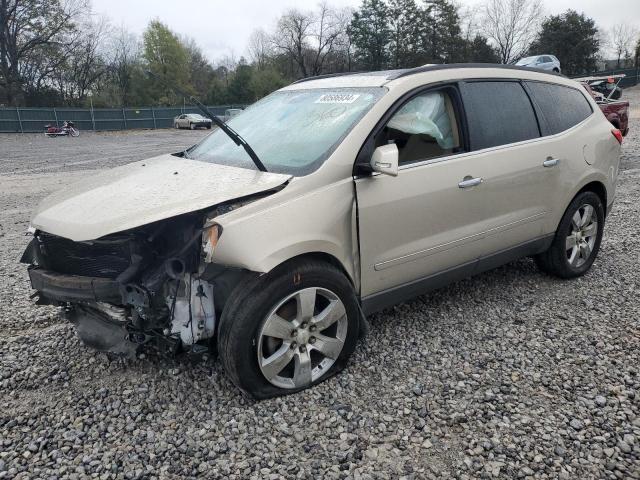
[28,267,122,304]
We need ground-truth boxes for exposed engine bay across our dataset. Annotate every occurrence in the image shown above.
[21,203,256,358]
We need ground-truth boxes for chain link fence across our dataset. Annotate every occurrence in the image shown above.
[0,105,246,133]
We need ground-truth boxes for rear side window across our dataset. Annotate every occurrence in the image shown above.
[460,81,540,150]
[525,82,593,135]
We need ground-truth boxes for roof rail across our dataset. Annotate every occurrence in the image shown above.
[386,63,565,80]
[291,71,370,84]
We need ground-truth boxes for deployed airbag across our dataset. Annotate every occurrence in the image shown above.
[387,92,456,149]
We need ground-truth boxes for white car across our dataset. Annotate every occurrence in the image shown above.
[23,64,620,398]
[516,55,561,73]
[174,113,212,130]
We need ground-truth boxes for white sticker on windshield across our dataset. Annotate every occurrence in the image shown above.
[315,93,360,104]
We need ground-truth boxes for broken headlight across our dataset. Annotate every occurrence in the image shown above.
[201,223,222,263]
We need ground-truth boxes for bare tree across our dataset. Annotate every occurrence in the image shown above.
[308,2,343,76]
[330,7,355,72]
[458,2,483,43]
[481,0,543,64]
[0,0,88,105]
[247,29,272,69]
[271,3,347,78]
[610,23,638,68]
[271,8,313,77]
[62,15,111,101]
[107,25,140,106]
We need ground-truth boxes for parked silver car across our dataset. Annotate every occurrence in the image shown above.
[174,113,212,130]
[23,64,620,398]
[516,55,561,73]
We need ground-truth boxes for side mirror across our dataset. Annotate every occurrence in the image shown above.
[370,144,399,177]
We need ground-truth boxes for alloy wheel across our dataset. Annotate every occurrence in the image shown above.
[257,287,348,389]
[566,204,598,268]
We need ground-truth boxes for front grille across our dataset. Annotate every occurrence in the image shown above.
[38,233,132,279]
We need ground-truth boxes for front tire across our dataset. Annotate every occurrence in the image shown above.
[535,191,604,278]
[190,123,195,130]
[217,259,360,399]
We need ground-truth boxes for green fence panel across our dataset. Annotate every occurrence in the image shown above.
[92,108,124,130]
[17,108,58,132]
[0,108,20,132]
[124,108,156,129]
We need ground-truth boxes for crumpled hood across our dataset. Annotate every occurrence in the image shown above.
[31,154,291,241]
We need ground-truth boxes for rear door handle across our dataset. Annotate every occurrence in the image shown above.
[543,157,560,167]
[458,176,483,189]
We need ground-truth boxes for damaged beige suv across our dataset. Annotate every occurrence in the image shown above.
[23,64,621,398]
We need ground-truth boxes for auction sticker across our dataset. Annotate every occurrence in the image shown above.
[315,93,360,104]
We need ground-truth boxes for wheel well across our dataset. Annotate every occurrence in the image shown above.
[275,252,356,287]
[577,181,607,214]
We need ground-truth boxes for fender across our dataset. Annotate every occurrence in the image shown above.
[211,178,360,290]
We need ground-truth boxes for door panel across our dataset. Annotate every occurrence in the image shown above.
[468,141,561,255]
[459,80,562,255]
[356,155,487,297]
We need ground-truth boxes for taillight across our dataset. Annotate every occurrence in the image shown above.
[612,129,623,145]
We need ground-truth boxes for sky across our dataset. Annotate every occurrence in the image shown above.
[91,0,640,61]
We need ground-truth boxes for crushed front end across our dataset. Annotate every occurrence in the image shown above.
[21,211,243,358]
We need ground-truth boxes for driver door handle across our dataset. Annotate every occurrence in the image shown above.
[458,177,483,189]
[543,157,560,167]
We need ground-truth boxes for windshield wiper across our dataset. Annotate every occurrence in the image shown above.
[145,70,267,172]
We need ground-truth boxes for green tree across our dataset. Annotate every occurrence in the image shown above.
[529,10,599,76]
[387,0,421,68]
[226,60,254,104]
[182,37,215,100]
[461,35,499,63]
[349,0,391,70]
[249,68,286,101]
[143,20,190,105]
[419,0,465,64]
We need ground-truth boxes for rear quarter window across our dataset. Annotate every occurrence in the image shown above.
[460,81,540,151]
[525,82,593,135]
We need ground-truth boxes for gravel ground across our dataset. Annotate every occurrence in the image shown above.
[1,91,640,479]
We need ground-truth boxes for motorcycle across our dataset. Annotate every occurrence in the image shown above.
[44,121,80,137]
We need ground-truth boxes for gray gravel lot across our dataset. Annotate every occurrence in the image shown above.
[1,90,640,479]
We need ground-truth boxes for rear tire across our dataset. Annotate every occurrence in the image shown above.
[190,123,195,130]
[174,123,179,129]
[535,191,604,278]
[217,259,360,399]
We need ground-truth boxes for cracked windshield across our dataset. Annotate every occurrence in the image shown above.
[188,88,385,175]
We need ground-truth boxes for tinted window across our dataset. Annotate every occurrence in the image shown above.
[461,81,540,150]
[542,56,553,63]
[376,90,461,164]
[526,82,593,135]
